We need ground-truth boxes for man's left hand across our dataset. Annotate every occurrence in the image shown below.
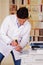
[15,45,22,52]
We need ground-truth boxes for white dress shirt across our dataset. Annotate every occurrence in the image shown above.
[0,14,31,60]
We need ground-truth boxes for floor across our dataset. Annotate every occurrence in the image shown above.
[1,54,14,65]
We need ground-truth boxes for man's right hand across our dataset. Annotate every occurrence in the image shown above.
[10,40,18,46]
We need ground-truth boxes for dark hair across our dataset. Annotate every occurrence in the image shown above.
[17,7,28,19]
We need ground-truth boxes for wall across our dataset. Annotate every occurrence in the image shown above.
[0,0,2,25]
[0,0,9,25]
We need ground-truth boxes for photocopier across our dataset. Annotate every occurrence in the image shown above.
[21,41,43,65]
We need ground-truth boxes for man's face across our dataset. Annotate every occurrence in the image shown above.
[17,18,27,25]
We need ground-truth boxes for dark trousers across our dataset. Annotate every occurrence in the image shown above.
[0,53,4,63]
[0,51,21,65]
[11,51,21,65]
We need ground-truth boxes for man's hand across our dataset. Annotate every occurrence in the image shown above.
[10,40,18,46]
[10,40,22,52]
[15,45,22,52]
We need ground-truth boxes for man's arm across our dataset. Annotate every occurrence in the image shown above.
[19,23,31,49]
[0,16,12,44]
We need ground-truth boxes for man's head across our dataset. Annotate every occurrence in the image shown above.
[16,7,28,25]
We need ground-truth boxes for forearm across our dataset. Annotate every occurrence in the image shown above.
[19,32,30,48]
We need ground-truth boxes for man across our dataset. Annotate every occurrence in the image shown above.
[0,7,31,65]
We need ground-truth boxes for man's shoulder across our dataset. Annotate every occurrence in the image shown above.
[24,20,31,28]
[6,14,17,23]
[7,14,17,19]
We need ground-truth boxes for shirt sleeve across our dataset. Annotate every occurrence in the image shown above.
[0,16,12,45]
[19,23,31,48]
